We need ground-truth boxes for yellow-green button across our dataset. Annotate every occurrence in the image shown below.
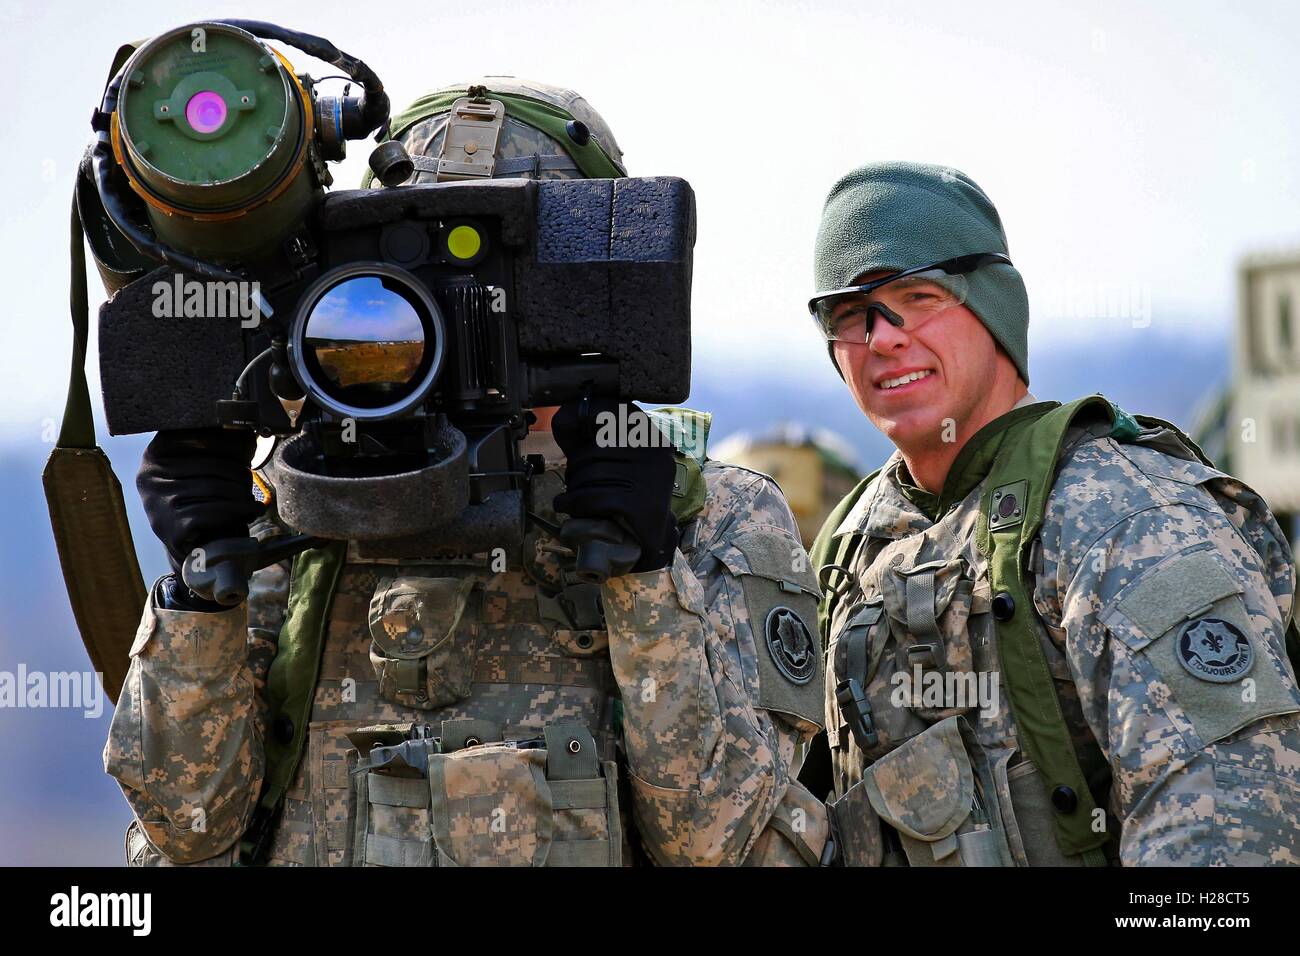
[446,225,482,260]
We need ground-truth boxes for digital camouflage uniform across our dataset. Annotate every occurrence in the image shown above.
[106,430,830,867]
[104,78,829,867]
[822,395,1300,866]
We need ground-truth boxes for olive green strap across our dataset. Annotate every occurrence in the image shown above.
[241,542,347,863]
[362,88,624,187]
[58,199,95,449]
[261,542,348,809]
[41,198,148,706]
[978,396,1121,864]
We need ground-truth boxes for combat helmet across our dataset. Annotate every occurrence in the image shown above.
[364,77,626,187]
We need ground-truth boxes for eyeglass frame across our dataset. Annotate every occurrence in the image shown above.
[807,252,1013,341]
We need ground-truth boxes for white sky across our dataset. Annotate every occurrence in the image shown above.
[4,0,1300,442]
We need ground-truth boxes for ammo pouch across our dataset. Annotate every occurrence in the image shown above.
[350,720,622,867]
[827,716,1011,867]
[880,554,988,722]
[829,553,990,762]
[368,575,482,709]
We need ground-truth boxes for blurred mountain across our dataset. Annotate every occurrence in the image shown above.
[0,329,1227,864]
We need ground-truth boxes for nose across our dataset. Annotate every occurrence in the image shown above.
[867,303,908,355]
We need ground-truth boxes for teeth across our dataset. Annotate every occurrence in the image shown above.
[878,370,932,389]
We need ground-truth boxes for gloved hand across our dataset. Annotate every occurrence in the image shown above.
[551,399,679,574]
[137,427,265,611]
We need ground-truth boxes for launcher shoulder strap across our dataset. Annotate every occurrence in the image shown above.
[977,394,1130,865]
[42,193,148,707]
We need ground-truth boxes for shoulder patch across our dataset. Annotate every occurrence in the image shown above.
[765,606,817,684]
[1177,617,1253,683]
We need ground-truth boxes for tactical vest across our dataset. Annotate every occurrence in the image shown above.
[241,408,712,866]
[811,395,1300,867]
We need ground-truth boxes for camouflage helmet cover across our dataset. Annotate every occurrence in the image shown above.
[385,77,626,184]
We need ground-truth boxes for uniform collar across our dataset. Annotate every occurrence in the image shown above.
[836,392,1053,535]
[832,452,930,541]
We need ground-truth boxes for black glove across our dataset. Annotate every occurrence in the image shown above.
[137,427,265,610]
[551,399,679,574]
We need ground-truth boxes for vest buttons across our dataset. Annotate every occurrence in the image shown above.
[272,715,294,744]
[1051,785,1078,814]
[991,591,1016,621]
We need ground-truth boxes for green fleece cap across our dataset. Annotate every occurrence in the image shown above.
[813,161,1030,384]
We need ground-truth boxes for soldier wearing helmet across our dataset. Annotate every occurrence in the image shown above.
[106,80,830,867]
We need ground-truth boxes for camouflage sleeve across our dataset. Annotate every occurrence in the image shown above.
[1035,438,1300,866]
[601,467,829,867]
[103,556,291,864]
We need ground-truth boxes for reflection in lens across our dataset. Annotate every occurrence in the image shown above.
[186,90,228,134]
[303,276,427,408]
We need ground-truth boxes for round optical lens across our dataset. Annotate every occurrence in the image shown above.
[303,276,428,409]
[185,90,229,134]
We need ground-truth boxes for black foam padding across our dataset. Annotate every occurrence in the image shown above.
[267,425,469,540]
[516,177,695,402]
[99,267,248,434]
[352,489,525,559]
[317,179,534,248]
[535,179,613,261]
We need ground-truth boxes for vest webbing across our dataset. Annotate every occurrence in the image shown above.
[240,408,711,862]
[809,395,1213,864]
[360,88,624,188]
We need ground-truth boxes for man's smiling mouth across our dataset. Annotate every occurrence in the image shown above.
[876,369,933,390]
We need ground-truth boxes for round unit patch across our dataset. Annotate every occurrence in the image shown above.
[1176,617,1253,683]
[764,606,816,684]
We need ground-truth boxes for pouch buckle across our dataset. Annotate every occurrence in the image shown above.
[537,581,606,630]
[354,723,441,777]
[836,677,879,750]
